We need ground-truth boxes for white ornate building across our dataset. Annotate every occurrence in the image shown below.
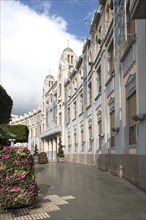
[11,0,146,191]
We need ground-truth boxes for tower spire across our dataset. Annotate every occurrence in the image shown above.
[67,39,69,48]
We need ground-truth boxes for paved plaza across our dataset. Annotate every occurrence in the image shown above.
[0,162,146,220]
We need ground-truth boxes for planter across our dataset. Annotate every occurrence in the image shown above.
[58,157,65,163]
[0,146,39,208]
[33,155,38,164]
[38,152,48,164]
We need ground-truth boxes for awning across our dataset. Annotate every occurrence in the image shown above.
[0,129,16,140]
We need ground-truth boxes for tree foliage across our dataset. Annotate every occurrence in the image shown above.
[0,85,13,125]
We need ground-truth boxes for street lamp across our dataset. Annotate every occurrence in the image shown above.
[9,139,16,146]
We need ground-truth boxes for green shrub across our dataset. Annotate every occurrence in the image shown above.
[57,138,65,158]
[7,125,29,142]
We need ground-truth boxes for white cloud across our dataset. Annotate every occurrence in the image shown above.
[1,0,83,115]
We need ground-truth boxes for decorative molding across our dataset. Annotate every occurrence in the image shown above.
[97,110,102,122]
[88,117,92,127]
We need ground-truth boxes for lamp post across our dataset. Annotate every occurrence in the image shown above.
[9,139,16,146]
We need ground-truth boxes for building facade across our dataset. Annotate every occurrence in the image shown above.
[11,0,146,191]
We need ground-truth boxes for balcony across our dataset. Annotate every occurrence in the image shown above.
[40,126,61,139]
[121,39,136,76]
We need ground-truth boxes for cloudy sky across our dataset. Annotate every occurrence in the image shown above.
[1,0,99,116]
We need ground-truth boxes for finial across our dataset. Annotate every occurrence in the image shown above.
[67,39,69,48]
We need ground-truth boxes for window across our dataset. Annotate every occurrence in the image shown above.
[80,93,83,113]
[88,82,92,105]
[88,50,92,65]
[98,120,102,147]
[31,129,33,138]
[108,43,114,78]
[95,35,99,51]
[89,126,92,141]
[59,112,62,126]
[68,107,70,123]
[71,55,73,63]
[81,130,84,144]
[59,84,61,96]
[81,130,84,151]
[74,133,76,145]
[68,135,70,150]
[35,128,37,137]
[79,70,83,80]
[127,13,135,42]
[68,55,70,63]
[97,67,101,94]
[73,101,77,119]
[74,132,77,151]
[128,92,136,145]
[106,3,111,30]
[110,110,115,148]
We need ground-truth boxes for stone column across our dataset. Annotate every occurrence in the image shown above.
[107,51,112,79]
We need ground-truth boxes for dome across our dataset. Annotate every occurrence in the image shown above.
[45,74,54,80]
[63,47,73,53]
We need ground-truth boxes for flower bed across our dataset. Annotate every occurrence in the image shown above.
[0,146,39,208]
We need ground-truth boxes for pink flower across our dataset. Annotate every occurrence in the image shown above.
[22,159,29,164]
[0,187,5,193]
[29,192,35,197]
[10,186,20,192]
[17,173,26,179]
[6,176,13,181]
[2,154,11,159]
[29,185,35,189]
[3,146,12,150]
[15,160,20,165]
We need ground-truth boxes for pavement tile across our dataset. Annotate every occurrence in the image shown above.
[61,196,75,201]
[41,202,60,212]
[46,195,68,205]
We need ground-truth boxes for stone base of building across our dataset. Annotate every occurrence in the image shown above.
[65,154,146,192]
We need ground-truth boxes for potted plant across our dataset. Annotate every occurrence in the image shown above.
[38,152,48,164]
[0,146,39,209]
[57,137,65,162]
[33,144,39,164]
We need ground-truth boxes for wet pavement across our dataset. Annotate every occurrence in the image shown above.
[0,162,146,220]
